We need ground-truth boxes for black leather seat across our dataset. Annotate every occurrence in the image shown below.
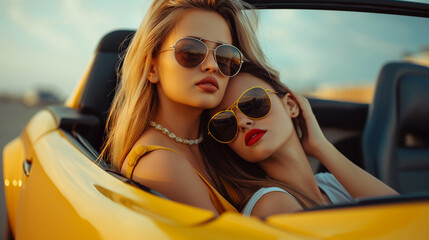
[77,30,135,151]
[362,62,429,194]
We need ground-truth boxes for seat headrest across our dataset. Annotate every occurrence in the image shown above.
[96,30,135,54]
[366,62,429,142]
[79,30,135,120]
[398,74,429,137]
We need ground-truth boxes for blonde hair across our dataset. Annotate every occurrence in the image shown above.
[101,0,279,171]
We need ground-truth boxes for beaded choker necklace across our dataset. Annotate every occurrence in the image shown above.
[150,121,203,145]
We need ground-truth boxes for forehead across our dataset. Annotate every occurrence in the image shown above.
[167,9,232,45]
[214,73,272,111]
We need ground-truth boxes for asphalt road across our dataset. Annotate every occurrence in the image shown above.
[0,99,42,238]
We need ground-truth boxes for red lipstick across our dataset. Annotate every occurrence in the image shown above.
[196,76,219,92]
[245,129,267,146]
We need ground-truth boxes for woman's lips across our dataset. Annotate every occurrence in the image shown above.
[196,77,219,92]
[245,129,267,146]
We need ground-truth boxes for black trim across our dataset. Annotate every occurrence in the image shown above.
[48,105,99,132]
[75,132,101,159]
[305,192,429,212]
[244,0,429,18]
[105,170,169,199]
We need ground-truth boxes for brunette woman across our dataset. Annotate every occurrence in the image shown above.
[201,63,398,218]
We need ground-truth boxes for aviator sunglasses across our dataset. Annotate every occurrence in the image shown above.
[158,37,244,77]
[208,86,277,143]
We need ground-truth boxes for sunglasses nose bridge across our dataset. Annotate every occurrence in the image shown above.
[200,48,220,74]
[235,108,254,131]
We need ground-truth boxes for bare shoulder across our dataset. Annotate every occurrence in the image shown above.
[252,191,303,218]
[124,147,218,213]
[131,148,194,182]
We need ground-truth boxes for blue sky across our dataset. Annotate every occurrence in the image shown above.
[1,0,428,98]
[257,9,429,91]
[0,0,150,98]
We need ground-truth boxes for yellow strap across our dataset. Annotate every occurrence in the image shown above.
[221,177,241,207]
[126,145,177,179]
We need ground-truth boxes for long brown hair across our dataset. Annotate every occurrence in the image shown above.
[200,62,320,211]
[101,0,279,171]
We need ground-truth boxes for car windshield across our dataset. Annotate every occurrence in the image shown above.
[256,9,429,103]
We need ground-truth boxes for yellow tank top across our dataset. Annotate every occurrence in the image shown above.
[125,145,237,214]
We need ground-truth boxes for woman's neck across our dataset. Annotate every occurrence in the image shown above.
[259,135,326,204]
[155,95,203,141]
[149,90,213,184]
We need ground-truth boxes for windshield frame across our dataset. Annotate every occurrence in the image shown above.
[244,0,429,18]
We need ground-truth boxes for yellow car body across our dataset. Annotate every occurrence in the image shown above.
[3,0,429,239]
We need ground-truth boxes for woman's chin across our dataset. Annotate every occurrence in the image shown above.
[238,148,275,164]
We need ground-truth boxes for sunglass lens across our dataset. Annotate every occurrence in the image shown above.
[238,88,271,118]
[216,45,242,77]
[175,38,207,68]
[209,111,237,143]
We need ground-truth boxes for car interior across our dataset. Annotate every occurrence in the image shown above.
[47,29,429,208]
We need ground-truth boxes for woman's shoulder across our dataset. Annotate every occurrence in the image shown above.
[117,131,219,212]
[244,187,303,218]
[124,144,217,207]
[122,142,191,179]
[315,172,353,204]
[120,131,184,175]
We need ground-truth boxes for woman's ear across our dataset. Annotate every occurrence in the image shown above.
[148,59,159,84]
[283,93,300,118]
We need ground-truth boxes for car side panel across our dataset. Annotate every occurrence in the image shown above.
[15,144,102,239]
[3,137,25,235]
[266,200,429,239]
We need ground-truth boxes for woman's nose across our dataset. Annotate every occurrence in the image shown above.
[236,111,254,131]
[200,49,219,74]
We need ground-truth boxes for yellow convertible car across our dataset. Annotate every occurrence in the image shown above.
[3,0,429,239]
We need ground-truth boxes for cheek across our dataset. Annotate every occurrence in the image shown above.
[158,55,184,81]
[227,140,247,159]
[227,140,239,153]
[269,101,293,128]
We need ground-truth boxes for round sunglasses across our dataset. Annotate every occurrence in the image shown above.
[208,86,277,143]
[158,37,244,77]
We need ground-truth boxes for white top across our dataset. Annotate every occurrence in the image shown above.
[242,172,353,216]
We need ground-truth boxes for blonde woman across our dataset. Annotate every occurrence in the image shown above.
[201,63,398,218]
[101,0,278,215]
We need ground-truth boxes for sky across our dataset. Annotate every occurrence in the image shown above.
[0,0,151,98]
[256,9,429,91]
[1,0,428,99]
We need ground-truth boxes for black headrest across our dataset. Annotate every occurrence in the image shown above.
[79,30,135,117]
[96,30,135,53]
[77,30,135,149]
[398,74,429,137]
[364,62,429,144]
